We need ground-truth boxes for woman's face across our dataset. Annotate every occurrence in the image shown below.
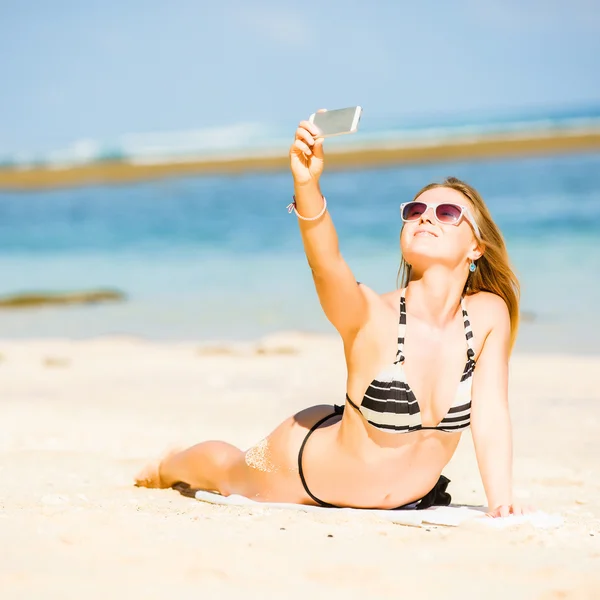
[400,187,481,271]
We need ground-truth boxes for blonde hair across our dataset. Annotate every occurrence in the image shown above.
[397,177,520,350]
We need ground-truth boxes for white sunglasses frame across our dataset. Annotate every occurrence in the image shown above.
[400,201,481,239]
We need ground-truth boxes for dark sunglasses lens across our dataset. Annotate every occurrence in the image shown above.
[402,202,427,220]
[435,203,462,223]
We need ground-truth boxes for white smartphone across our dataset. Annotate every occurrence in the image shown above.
[309,106,362,138]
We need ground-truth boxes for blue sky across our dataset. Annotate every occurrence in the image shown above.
[1,0,599,154]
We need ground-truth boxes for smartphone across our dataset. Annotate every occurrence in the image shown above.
[309,106,362,138]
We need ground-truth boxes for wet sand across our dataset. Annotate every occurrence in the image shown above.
[0,332,599,599]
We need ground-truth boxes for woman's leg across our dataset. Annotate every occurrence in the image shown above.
[134,404,339,502]
[134,440,244,494]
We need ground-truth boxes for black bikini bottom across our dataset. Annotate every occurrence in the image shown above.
[297,403,452,510]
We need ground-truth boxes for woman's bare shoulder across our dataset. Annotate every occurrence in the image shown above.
[466,290,509,312]
[465,291,510,333]
[353,283,400,317]
[380,288,402,308]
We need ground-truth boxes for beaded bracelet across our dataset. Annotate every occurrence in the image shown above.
[286,195,327,221]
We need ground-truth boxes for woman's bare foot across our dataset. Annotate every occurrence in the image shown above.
[133,447,182,488]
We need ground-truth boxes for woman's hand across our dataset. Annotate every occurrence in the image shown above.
[486,504,535,518]
[289,115,325,187]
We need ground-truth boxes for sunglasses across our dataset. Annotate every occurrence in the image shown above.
[400,201,481,238]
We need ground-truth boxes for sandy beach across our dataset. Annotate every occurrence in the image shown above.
[1,332,599,599]
[2,127,600,191]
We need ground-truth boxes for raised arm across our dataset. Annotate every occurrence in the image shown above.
[289,118,368,337]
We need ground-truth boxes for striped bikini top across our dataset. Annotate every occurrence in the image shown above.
[346,290,476,433]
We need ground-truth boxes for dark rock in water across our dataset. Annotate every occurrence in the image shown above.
[0,289,126,309]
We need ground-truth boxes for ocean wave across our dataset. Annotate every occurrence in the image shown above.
[2,106,600,170]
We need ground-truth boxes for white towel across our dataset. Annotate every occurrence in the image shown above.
[194,490,563,529]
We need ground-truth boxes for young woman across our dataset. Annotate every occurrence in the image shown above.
[135,116,528,517]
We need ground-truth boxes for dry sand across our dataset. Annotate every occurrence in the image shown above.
[1,332,599,599]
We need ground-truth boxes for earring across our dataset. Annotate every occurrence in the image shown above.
[469,261,477,273]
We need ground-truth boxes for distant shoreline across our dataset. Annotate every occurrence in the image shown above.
[2,127,600,191]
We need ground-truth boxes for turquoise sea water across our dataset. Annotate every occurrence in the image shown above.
[0,152,599,354]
